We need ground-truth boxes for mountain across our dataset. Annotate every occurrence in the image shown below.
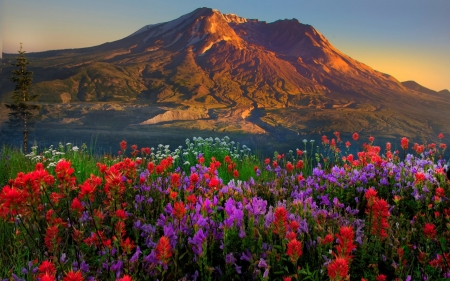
[1,7,449,147]
[401,80,443,96]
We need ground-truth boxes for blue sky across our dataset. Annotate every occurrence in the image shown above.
[2,0,449,91]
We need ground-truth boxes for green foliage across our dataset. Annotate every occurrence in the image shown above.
[5,44,41,153]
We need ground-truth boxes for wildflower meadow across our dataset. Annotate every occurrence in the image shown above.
[0,133,449,281]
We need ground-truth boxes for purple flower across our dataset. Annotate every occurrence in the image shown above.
[258,258,268,268]
[226,253,236,264]
[189,228,207,256]
[130,246,141,263]
[263,268,269,278]
[110,259,123,278]
[240,249,252,262]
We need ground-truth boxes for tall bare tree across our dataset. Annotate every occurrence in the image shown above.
[5,43,40,153]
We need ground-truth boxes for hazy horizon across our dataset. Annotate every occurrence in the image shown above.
[2,0,449,91]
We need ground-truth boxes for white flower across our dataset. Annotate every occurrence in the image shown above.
[72,146,79,152]
[184,161,190,166]
[302,139,307,143]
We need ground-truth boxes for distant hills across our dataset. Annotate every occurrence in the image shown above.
[1,7,449,146]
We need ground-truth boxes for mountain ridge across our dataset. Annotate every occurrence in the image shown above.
[1,7,449,145]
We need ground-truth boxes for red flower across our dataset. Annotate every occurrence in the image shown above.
[376,274,387,281]
[334,226,356,259]
[63,270,84,281]
[352,132,359,141]
[173,201,186,220]
[115,209,128,220]
[347,154,353,162]
[38,260,56,278]
[187,194,197,205]
[297,149,303,156]
[273,206,288,236]
[208,177,220,189]
[171,173,180,187]
[438,133,444,139]
[190,173,199,183]
[401,137,409,150]
[120,140,127,151]
[71,198,84,214]
[423,223,436,239]
[233,169,239,178]
[156,236,172,264]
[440,143,447,150]
[55,159,75,183]
[366,198,390,240]
[285,162,293,173]
[386,142,391,151]
[286,239,303,263]
[435,187,445,198]
[327,257,349,281]
[44,225,61,253]
[41,274,56,281]
[296,160,304,170]
[121,237,136,254]
[414,172,425,184]
[286,231,296,240]
[169,191,178,200]
[116,275,133,281]
[322,234,334,244]
[364,188,378,206]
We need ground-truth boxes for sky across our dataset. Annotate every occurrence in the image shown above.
[1,0,450,91]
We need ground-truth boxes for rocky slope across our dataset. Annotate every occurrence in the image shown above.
[1,7,449,143]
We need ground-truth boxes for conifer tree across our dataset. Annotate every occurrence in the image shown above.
[5,43,40,153]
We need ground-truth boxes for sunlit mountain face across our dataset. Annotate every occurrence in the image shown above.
[1,7,449,152]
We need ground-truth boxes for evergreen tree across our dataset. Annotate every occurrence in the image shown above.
[5,43,40,153]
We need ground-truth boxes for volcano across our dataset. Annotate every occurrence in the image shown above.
[1,7,449,147]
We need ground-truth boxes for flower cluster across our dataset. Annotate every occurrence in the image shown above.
[0,134,449,280]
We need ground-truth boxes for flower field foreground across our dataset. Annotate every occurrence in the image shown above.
[1,134,449,281]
